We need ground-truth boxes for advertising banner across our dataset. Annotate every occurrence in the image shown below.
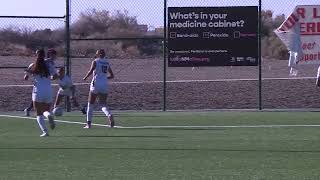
[168,7,258,67]
[275,5,320,65]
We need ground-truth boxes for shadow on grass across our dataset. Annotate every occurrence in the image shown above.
[1,147,320,153]
[111,128,227,131]
[63,114,159,118]
[156,128,227,131]
[72,135,171,138]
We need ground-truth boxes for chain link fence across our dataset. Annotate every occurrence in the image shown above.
[0,16,66,111]
[260,0,320,109]
[0,0,319,111]
[70,0,165,110]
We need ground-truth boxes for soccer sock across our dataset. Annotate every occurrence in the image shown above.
[86,103,93,123]
[36,115,47,133]
[43,111,52,119]
[101,106,112,117]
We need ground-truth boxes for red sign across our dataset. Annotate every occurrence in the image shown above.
[275,5,320,64]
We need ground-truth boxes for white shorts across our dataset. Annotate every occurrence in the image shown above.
[90,83,108,94]
[32,92,52,103]
[32,77,52,103]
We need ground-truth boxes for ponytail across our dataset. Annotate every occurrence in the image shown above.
[31,49,49,77]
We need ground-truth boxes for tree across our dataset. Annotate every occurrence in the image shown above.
[261,10,288,60]
[70,9,146,57]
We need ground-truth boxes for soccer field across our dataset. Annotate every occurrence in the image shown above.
[1,111,320,180]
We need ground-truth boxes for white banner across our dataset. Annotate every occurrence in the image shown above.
[274,5,320,65]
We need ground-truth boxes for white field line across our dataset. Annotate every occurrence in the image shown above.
[1,114,320,129]
[0,114,109,127]
[0,76,316,88]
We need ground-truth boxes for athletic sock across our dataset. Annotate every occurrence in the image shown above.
[36,115,47,133]
[43,111,52,119]
[86,103,93,123]
[101,106,112,117]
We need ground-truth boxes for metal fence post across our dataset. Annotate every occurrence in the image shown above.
[65,0,71,112]
[163,0,167,111]
[258,0,262,110]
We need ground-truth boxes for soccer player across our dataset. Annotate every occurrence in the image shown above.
[82,49,115,128]
[54,67,85,114]
[24,49,58,137]
[24,48,58,116]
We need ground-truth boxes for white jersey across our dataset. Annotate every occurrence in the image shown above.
[317,66,320,79]
[26,61,57,103]
[90,58,111,94]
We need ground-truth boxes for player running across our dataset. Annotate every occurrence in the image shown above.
[24,48,58,116]
[53,67,85,114]
[82,49,115,128]
[24,49,58,137]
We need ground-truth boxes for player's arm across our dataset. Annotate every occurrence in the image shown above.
[107,66,114,79]
[24,74,29,80]
[83,61,96,80]
[24,63,34,80]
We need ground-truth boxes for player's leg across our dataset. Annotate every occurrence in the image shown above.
[70,85,80,107]
[80,104,87,115]
[25,83,35,116]
[84,91,97,128]
[99,93,115,128]
[34,101,49,137]
[43,102,55,130]
[40,90,55,130]
[24,101,33,116]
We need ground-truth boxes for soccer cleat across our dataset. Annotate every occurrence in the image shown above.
[48,115,56,130]
[24,108,30,117]
[108,115,115,128]
[40,132,49,137]
[83,122,91,129]
[83,124,91,129]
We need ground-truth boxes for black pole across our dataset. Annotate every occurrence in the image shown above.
[65,0,71,77]
[163,0,167,111]
[258,0,262,110]
[65,0,71,112]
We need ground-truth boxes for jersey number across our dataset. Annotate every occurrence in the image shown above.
[102,65,108,73]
